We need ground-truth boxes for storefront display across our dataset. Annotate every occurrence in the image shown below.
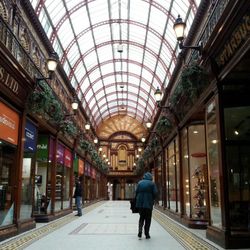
[0,102,19,227]
[166,138,180,213]
[182,125,208,223]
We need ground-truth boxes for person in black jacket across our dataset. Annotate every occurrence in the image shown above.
[74,177,83,216]
[136,172,157,239]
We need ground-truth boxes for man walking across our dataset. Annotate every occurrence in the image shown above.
[74,177,83,216]
[136,171,157,239]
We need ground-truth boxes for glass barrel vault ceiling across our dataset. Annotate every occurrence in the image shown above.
[29,0,201,129]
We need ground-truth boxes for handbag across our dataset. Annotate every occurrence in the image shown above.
[130,198,139,213]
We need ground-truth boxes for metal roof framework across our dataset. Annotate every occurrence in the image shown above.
[30,0,200,128]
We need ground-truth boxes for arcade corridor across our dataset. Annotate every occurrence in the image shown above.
[0,201,224,250]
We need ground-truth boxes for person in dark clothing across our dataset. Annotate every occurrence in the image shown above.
[74,177,83,216]
[135,172,157,239]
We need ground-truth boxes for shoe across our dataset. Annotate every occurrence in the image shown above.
[75,214,82,216]
[146,235,151,239]
[138,232,142,239]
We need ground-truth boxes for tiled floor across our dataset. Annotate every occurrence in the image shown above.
[0,201,224,250]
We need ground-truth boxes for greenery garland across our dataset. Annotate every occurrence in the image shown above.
[156,116,172,136]
[170,61,208,107]
[60,119,77,136]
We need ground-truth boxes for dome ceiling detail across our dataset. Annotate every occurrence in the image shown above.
[96,115,147,140]
[29,0,201,129]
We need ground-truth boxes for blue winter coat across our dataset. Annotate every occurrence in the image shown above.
[135,172,158,210]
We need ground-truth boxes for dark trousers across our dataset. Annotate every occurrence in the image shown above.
[138,208,152,236]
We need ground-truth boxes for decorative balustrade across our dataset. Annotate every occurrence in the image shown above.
[0,15,42,80]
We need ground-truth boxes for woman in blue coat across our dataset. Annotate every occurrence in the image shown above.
[135,172,157,239]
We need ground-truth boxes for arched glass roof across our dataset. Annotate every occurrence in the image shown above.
[29,0,201,128]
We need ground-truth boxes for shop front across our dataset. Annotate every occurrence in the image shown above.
[204,2,250,248]
[181,125,208,228]
[34,136,73,221]
[20,120,37,221]
[0,102,19,229]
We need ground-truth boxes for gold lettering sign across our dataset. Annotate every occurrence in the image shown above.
[0,65,19,95]
[216,14,250,67]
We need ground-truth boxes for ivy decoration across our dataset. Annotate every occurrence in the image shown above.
[156,116,172,136]
[28,80,52,114]
[48,98,64,124]
[60,119,77,136]
[28,80,64,124]
[170,61,208,107]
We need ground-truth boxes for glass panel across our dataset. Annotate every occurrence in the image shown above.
[0,142,16,226]
[156,155,163,207]
[188,125,207,220]
[224,106,250,231]
[206,100,222,228]
[34,161,49,214]
[168,141,176,211]
[20,156,33,220]
[181,128,190,217]
[63,167,70,209]
[55,164,63,211]
[176,138,181,213]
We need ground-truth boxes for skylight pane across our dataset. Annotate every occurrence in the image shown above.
[32,0,200,127]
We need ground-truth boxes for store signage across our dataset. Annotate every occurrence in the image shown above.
[37,136,48,161]
[0,65,19,95]
[64,148,72,168]
[0,102,19,145]
[57,143,64,165]
[24,121,37,152]
[216,14,250,67]
[79,158,84,175]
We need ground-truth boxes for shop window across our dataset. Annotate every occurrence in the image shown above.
[156,156,163,206]
[167,141,177,211]
[0,141,16,226]
[54,165,63,211]
[224,106,250,231]
[181,128,191,216]
[182,125,208,220]
[20,156,33,220]
[206,100,222,228]
[63,166,71,209]
[34,161,50,214]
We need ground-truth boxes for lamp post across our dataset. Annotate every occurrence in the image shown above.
[71,96,79,112]
[173,15,202,55]
[146,120,152,130]
[141,135,146,143]
[85,121,90,131]
[37,52,59,81]
[154,87,179,124]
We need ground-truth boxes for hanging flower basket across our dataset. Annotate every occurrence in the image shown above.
[27,80,64,124]
[60,119,77,136]
[156,116,173,136]
[170,61,208,119]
